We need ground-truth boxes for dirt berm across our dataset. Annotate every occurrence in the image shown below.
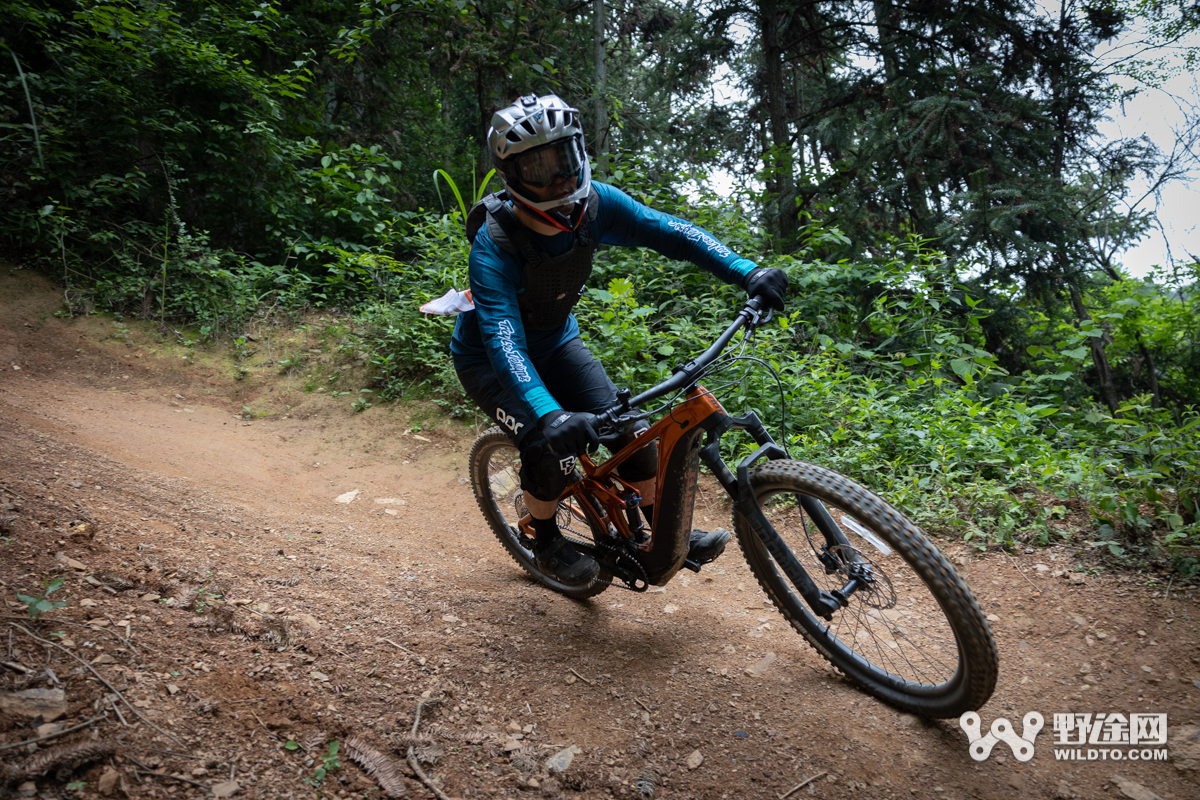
[1,269,1197,799]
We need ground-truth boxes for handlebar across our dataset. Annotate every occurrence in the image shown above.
[581,296,770,437]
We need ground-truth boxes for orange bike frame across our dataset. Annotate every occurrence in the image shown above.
[561,386,726,554]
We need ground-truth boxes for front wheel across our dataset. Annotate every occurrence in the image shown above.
[469,429,610,599]
[734,460,998,717]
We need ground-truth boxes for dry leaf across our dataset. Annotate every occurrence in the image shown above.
[20,741,116,779]
[342,736,406,798]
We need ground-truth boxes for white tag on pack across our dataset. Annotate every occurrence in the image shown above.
[419,288,475,315]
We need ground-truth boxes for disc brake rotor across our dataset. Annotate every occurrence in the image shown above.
[826,543,897,610]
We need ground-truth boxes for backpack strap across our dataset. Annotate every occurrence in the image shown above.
[465,192,495,244]
[482,193,546,269]
[574,187,600,246]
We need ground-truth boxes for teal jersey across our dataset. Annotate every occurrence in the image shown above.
[450,181,756,419]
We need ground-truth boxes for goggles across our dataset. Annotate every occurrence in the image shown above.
[506,137,585,189]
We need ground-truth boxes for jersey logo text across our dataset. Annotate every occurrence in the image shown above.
[496,319,532,383]
[667,219,732,258]
[496,407,524,434]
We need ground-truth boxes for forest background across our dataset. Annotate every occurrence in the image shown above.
[2,0,1199,575]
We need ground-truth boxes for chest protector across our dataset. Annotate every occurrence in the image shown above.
[467,189,600,332]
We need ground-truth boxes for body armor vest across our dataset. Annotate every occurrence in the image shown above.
[473,189,600,332]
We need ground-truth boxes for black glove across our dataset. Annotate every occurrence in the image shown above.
[743,266,788,312]
[538,410,599,456]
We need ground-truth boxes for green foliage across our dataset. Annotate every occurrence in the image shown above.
[285,163,1194,576]
[1,0,477,336]
[2,0,1197,579]
[1099,264,1200,406]
[1117,0,1200,84]
[344,210,472,415]
[17,576,68,619]
[302,740,342,786]
[547,178,1199,572]
[433,168,499,218]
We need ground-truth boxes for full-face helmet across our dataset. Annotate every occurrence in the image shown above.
[487,93,592,231]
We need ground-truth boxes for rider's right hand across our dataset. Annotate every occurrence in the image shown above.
[538,410,600,456]
[743,266,788,312]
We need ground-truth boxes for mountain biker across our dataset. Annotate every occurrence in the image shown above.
[452,93,788,587]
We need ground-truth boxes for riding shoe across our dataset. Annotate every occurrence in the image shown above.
[688,528,732,565]
[534,535,601,587]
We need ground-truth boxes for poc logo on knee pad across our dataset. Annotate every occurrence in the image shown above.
[495,408,524,434]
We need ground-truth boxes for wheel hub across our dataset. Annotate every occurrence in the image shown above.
[824,543,897,610]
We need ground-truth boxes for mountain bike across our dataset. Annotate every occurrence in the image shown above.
[469,297,999,717]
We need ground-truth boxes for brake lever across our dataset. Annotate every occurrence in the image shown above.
[586,408,641,441]
[745,303,772,330]
[576,411,618,443]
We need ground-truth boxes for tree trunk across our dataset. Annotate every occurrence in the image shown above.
[870,0,930,232]
[759,0,797,247]
[1068,283,1119,415]
[477,68,491,177]
[593,0,608,177]
[1135,333,1162,408]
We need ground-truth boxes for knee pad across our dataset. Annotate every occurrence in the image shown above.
[518,435,578,503]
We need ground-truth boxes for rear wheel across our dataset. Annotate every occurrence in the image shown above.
[734,460,998,717]
[469,429,609,599]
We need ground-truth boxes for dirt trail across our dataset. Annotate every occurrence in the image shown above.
[1,270,1198,800]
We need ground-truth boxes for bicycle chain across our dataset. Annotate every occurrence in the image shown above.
[558,528,650,593]
[592,536,651,592]
[517,489,650,593]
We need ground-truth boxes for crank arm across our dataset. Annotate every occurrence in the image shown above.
[580,542,649,591]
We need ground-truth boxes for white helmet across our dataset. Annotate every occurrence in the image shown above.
[487,94,592,229]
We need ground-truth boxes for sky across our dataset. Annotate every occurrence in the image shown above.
[1092,29,1200,278]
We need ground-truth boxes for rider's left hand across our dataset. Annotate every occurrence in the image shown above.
[538,409,600,456]
[743,267,788,312]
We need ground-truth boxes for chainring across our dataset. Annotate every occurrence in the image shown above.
[512,492,649,593]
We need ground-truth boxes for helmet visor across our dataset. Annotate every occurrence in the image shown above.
[511,138,585,189]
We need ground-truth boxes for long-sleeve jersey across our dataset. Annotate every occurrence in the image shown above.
[450,181,757,420]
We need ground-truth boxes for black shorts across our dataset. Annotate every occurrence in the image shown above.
[454,337,657,502]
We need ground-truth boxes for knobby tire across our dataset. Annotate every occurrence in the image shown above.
[469,429,609,599]
[734,460,998,717]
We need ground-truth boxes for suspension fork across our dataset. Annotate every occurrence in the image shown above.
[698,412,842,620]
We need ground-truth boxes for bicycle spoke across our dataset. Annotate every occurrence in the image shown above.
[471,430,611,600]
[487,451,522,523]
[758,493,960,688]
